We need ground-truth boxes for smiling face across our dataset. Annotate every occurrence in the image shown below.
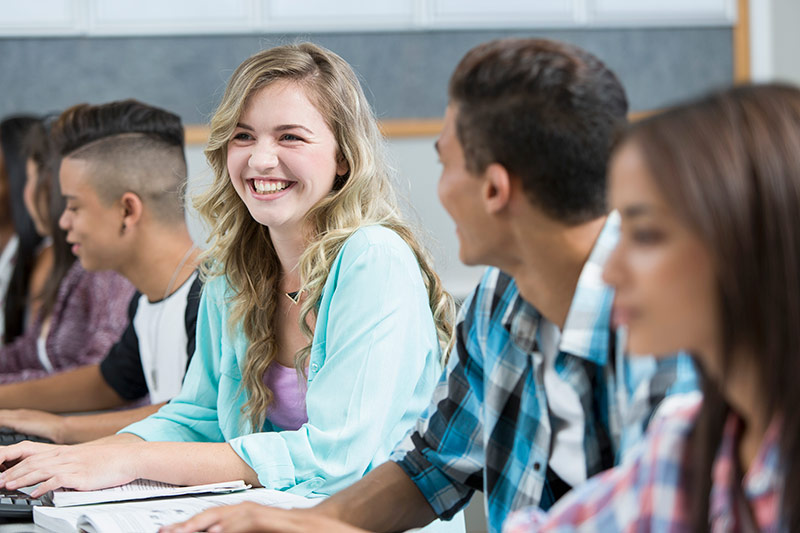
[226,80,347,236]
[58,157,127,272]
[602,142,719,360]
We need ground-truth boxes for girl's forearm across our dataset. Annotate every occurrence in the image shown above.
[133,441,261,487]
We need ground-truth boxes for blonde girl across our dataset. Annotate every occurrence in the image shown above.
[0,44,459,527]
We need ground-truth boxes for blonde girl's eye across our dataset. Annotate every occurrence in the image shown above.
[232,132,254,142]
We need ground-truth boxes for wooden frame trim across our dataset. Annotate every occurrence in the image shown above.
[185,124,211,146]
[733,0,751,83]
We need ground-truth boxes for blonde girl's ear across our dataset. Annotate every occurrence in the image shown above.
[336,152,349,178]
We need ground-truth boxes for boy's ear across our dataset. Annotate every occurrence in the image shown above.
[482,162,511,214]
[119,192,144,230]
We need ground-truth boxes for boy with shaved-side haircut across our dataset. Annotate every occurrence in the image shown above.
[0,100,202,444]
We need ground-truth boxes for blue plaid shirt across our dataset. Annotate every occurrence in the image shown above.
[390,213,697,533]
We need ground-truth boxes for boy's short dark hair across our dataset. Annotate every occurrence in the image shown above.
[449,38,628,224]
[51,99,188,224]
[52,99,184,157]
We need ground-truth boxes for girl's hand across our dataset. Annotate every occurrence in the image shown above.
[0,440,139,497]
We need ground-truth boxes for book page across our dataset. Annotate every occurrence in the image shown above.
[52,478,248,507]
[78,505,209,533]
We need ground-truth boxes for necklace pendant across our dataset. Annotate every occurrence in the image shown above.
[285,290,300,304]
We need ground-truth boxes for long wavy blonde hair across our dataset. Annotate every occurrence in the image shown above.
[196,42,455,432]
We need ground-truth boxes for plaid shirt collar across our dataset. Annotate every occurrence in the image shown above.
[501,212,620,365]
[711,413,783,531]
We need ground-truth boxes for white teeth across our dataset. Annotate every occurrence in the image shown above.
[253,180,290,194]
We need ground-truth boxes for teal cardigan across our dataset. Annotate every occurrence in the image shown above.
[122,226,446,497]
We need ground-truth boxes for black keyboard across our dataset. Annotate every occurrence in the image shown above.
[0,428,53,445]
[0,488,50,518]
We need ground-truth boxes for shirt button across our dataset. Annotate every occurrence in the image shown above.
[533,462,541,471]
[310,363,319,372]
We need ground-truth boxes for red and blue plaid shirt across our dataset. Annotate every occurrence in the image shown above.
[503,393,785,532]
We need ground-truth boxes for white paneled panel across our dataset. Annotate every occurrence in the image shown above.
[264,0,417,31]
[89,0,258,35]
[589,0,736,26]
[0,0,739,37]
[429,0,576,28]
[0,0,79,35]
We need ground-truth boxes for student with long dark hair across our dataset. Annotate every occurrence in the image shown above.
[503,83,800,531]
[0,115,45,345]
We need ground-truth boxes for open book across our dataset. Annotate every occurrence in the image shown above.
[51,478,249,507]
[34,487,319,533]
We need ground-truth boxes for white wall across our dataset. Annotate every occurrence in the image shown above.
[749,0,800,84]
[184,137,486,301]
[0,0,736,37]
[771,0,800,85]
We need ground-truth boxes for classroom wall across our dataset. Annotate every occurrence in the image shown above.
[1,28,734,122]
[749,0,800,85]
[770,0,800,85]
[1,26,734,299]
[0,4,740,301]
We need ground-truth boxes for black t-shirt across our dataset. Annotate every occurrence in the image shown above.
[100,274,202,402]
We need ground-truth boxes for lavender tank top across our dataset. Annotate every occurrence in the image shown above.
[262,363,308,430]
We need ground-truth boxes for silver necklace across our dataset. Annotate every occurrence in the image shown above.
[163,244,197,300]
[147,243,197,394]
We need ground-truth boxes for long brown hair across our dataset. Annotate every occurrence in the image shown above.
[0,116,44,342]
[24,118,75,320]
[626,83,800,531]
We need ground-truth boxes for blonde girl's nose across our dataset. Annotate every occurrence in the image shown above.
[248,141,279,171]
